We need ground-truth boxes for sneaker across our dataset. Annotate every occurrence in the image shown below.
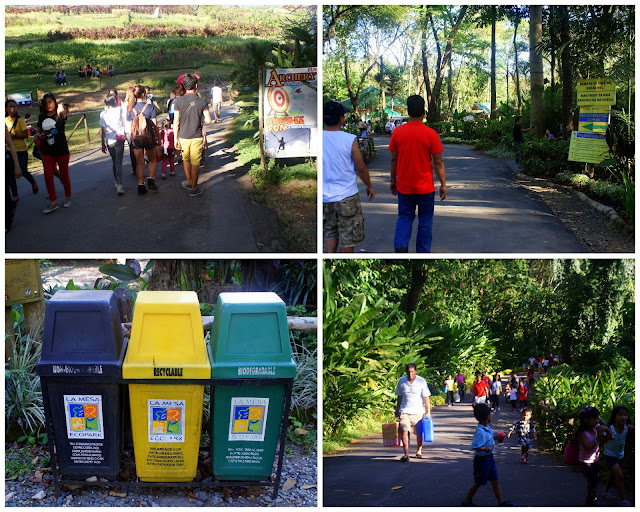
[181,180,192,190]
[189,187,203,197]
[63,199,71,208]
[395,246,408,253]
[161,173,167,179]
[116,184,124,195]
[147,178,158,191]
[138,184,148,195]
[523,456,529,464]
[42,203,59,214]
[170,171,175,176]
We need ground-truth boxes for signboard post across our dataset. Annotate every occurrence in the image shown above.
[263,67,318,158]
[569,78,615,164]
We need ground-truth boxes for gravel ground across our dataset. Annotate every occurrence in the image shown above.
[5,445,317,507]
[505,160,635,253]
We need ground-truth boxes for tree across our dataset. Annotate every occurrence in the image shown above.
[529,5,545,137]
[421,5,468,122]
[559,6,574,136]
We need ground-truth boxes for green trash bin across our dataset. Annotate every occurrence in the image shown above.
[208,292,296,483]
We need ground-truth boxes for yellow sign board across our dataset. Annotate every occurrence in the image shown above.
[5,260,43,306]
[578,106,610,134]
[568,132,610,164]
[577,78,616,105]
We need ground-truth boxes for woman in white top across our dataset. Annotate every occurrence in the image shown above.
[100,92,126,194]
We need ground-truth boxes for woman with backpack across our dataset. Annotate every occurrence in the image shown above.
[126,85,159,195]
[37,93,71,214]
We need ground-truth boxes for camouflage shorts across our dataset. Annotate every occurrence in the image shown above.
[323,193,365,248]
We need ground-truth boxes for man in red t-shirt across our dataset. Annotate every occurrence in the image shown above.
[470,373,489,408]
[389,95,447,253]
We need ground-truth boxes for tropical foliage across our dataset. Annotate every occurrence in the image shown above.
[323,259,635,442]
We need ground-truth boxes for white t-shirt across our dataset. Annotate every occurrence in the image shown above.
[322,130,358,203]
[100,106,124,146]
[395,375,431,415]
[211,86,223,104]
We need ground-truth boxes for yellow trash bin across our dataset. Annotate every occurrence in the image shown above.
[122,291,210,482]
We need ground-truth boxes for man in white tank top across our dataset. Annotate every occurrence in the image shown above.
[323,101,375,252]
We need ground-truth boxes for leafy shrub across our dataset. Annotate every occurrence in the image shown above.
[5,328,45,437]
[519,138,574,177]
[555,172,591,186]
[588,180,626,202]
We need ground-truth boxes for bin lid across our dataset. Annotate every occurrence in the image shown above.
[36,290,124,377]
[122,291,210,379]
[208,292,296,379]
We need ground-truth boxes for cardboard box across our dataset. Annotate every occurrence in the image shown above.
[382,422,402,447]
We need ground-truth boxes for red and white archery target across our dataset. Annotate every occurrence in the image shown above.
[268,87,289,113]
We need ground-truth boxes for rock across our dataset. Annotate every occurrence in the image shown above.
[32,490,47,501]
[85,476,98,482]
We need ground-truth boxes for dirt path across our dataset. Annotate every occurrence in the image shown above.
[323,386,634,507]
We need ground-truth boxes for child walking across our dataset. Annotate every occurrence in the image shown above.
[601,405,634,506]
[507,407,537,463]
[461,404,514,507]
[507,384,518,412]
[577,406,612,506]
[159,119,175,178]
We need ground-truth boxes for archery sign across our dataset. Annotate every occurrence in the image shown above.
[264,67,317,157]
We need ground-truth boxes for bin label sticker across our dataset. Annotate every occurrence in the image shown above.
[64,395,104,439]
[229,397,269,442]
[147,399,185,442]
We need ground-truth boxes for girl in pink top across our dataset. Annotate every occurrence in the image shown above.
[577,407,612,506]
[158,119,175,177]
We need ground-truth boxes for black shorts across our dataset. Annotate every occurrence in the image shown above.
[580,462,599,487]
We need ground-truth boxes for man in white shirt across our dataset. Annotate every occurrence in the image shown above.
[323,100,375,253]
[210,82,223,123]
[395,363,431,461]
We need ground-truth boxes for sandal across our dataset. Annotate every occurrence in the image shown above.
[400,455,409,462]
[415,453,422,459]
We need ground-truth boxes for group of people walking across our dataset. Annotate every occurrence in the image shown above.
[394,363,634,507]
[323,94,447,254]
[5,73,225,230]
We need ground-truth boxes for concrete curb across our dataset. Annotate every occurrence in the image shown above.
[506,161,634,236]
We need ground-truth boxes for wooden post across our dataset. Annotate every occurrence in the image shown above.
[84,116,90,142]
[66,114,86,142]
[23,300,46,340]
[5,306,15,363]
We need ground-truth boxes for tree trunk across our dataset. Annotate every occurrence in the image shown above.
[258,65,266,170]
[421,8,432,108]
[403,261,428,313]
[380,56,385,118]
[560,6,574,137]
[147,261,182,290]
[490,7,497,120]
[529,6,545,137]
[447,55,454,111]
[426,6,467,122]
[514,18,522,114]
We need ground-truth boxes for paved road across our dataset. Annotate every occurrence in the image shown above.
[323,390,634,507]
[354,137,585,253]
[6,106,258,253]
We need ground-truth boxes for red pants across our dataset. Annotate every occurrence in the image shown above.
[42,153,71,202]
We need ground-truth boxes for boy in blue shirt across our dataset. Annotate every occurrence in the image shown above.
[462,404,514,506]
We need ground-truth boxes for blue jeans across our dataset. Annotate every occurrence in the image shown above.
[394,191,435,252]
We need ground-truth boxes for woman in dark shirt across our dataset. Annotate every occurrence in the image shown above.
[37,92,71,214]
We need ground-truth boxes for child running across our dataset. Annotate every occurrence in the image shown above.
[158,119,175,178]
[507,384,518,412]
[601,405,634,506]
[577,406,612,506]
[461,404,514,507]
[507,407,537,463]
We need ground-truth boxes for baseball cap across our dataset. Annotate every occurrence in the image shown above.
[324,100,349,123]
